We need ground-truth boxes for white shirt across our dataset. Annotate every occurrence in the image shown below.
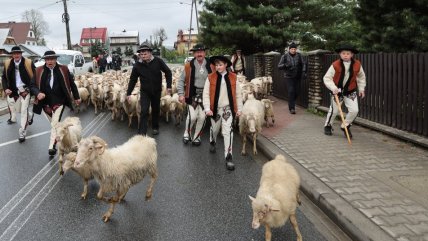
[49,68,54,88]
[14,60,25,91]
[203,71,243,113]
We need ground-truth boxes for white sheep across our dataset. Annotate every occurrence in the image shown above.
[74,135,158,222]
[169,93,185,126]
[249,154,302,241]
[160,95,172,123]
[62,152,93,199]
[239,94,265,155]
[54,116,82,175]
[260,99,275,127]
[76,87,90,113]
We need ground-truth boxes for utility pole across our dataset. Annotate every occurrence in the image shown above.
[187,0,194,54]
[194,0,199,33]
[62,0,72,50]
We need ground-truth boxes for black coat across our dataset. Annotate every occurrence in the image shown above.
[278,52,306,79]
[1,57,35,97]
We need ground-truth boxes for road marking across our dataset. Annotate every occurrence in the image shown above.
[0,112,109,240]
[0,131,50,148]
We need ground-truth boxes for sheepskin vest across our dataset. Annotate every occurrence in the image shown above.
[332,59,361,95]
[3,57,34,97]
[184,58,215,103]
[208,71,238,117]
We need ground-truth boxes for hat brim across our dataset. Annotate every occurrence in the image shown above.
[137,48,152,53]
[209,55,232,67]
[42,54,59,59]
[335,48,358,54]
[10,50,24,54]
[190,47,208,52]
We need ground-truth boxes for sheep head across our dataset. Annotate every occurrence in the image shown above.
[55,122,74,142]
[74,136,107,168]
[245,114,257,133]
[63,152,77,173]
[249,195,280,229]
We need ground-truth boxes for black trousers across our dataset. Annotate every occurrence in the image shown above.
[139,91,161,135]
[286,77,300,110]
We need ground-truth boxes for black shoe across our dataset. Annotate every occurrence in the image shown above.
[183,136,190,144]
[152,129,159,135]
[324,125,332,135]
[341,125,353,139]
[7,119,16,125]
[192,139,201,146]
[28,113,34,125]
[19,137,25,143]
[225,154,235,171]
[48,148,57,156]
[209,142,216,153]
[290,109,296,114]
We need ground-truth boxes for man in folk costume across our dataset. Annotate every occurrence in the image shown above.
[177,43,215,145]
[203,56,243,171]
[323,44,366,138]
[1,46,35,142]
[30,50,81,156]
[230,49,245,75]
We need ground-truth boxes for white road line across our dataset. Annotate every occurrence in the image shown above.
[0,131,50,148]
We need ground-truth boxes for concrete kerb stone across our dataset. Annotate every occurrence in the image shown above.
[256,134,395,241]
[0,107,8,116]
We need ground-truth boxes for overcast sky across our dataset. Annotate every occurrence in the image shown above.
[0,0,200,49]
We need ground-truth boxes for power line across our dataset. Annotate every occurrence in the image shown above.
[0,1,59,21]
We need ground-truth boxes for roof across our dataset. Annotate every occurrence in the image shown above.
[110,30,139,38]
[0,22,35,44]
[80,27,107,40]
[19,44,51,57]
[0,28,10,45]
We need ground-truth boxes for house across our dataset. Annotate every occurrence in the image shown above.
[79,27,108,58]
[109,30,139,56]
[174,29,198,55]
[0,21,37,46]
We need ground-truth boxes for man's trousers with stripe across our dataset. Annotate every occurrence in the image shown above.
[324,92,359,127]
[210,106,234,158]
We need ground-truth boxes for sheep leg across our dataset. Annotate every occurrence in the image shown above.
[289,214,303,241]
[241,133,247,156]
[102,195,119,223]
[146,170,158,201]
[265,116,269,128]
[272,115,275,125]
[58,152,64,176]
[265,224,272,241]
[81,178,89,200]
[297,193,301,205]
[253,133,258,155]
[118,188,129,202]
[97,186,104,200]
[128,114,133,127]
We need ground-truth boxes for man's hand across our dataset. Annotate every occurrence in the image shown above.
[75,99,81,105]
[5,89,12,96]
[179,95,185,104]
[332,88,341,95]
[206,110,213,116]
[236,111,242,117]
[37,92,45,100]
[359,91,365,99]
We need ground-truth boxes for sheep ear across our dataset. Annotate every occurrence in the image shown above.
[91,136,107,155]
[269,206,280,212]
[249,195,256,202]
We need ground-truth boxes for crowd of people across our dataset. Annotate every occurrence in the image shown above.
[2,42,366,171]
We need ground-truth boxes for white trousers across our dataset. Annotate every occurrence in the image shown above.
[184,104,206,141]
[210,106,234,158]
[324,92,359,127]
[7,94,31,131]
[44,105,64,149]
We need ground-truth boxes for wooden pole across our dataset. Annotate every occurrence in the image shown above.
[334,94,352,145]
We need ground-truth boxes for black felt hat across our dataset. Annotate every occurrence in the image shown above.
[335,44,359,54]
[209,55,232,67]
[137,44,153,53]
[10,46,24,53]
[190,43,208,51]
[42,50,59,59]
[289,42,299,49]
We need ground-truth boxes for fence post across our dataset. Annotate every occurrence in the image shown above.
[307,50,331,109]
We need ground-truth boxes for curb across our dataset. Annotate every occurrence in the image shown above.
[256,135,394,241]
[0,107,8,117]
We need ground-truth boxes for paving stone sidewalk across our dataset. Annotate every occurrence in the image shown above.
[258,97,428,241]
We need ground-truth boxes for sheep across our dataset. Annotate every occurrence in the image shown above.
[54,117,82,175]
[74,135,158,222]
[169,93,185,126]
[160,95,172,123]
[239,94,265,155]
[249,154,302,241]
[76,87,90,113]
[260,99,275,127]
[62,152,94,199]
[120,88,139,128]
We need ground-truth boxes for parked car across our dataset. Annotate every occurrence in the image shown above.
[184,56,194,64]
[35,50,94,75]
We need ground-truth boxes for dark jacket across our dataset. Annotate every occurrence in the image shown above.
[278,52,306,79]
[30,64,79,114]
[127,57,172,95]
[1,57,35,97]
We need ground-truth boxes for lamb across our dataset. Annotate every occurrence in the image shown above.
[260,99,275,127]
[76,87,90,113]
[74,135,158,222]
[62,152,93,199]
[249,154,302,241]
[169,93,185,126]
[239,94,265,155]
[160,95,172,123]
[54,117,82,175]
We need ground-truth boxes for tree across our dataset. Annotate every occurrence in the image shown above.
[114,47,123,56]
[355,0,428,52]
[21,9,50,46]
[153,27,168,47]
[89,40,105,57]
[124,46,134,57]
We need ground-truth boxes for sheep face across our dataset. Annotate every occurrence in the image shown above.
[63,152,77,173]
[245,114,257,133]
[249,196,280,229]
[75,136,107,168]
[55,123,73,142]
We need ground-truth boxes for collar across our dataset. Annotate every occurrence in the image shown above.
[14,59,22,66]
[144,55,155,63]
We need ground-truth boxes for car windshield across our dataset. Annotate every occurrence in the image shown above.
[57,54,73,65]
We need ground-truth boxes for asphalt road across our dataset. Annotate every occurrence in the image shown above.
[0,106,346,241]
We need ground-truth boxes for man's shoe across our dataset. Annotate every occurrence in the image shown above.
[290,109,296,114]
[341,125,353,139]
[324,125,332,135]
[48,148,57,156]
[28,112,34,125]
[192,138,201,146]
[152,129,159,135]
[183,136,190,144]
[19,128,26,143]
[209,142,216,153]
[7,119,16,125]
[225,153,235,171]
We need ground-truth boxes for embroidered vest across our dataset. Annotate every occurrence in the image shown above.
[184,59,215,98]
[208,72,237,117]
[332,59,361,93]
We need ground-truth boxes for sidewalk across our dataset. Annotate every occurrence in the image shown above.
[257,97,428,241]
[0,97,8,117]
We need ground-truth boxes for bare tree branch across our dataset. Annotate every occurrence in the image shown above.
[21,9,50,45]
